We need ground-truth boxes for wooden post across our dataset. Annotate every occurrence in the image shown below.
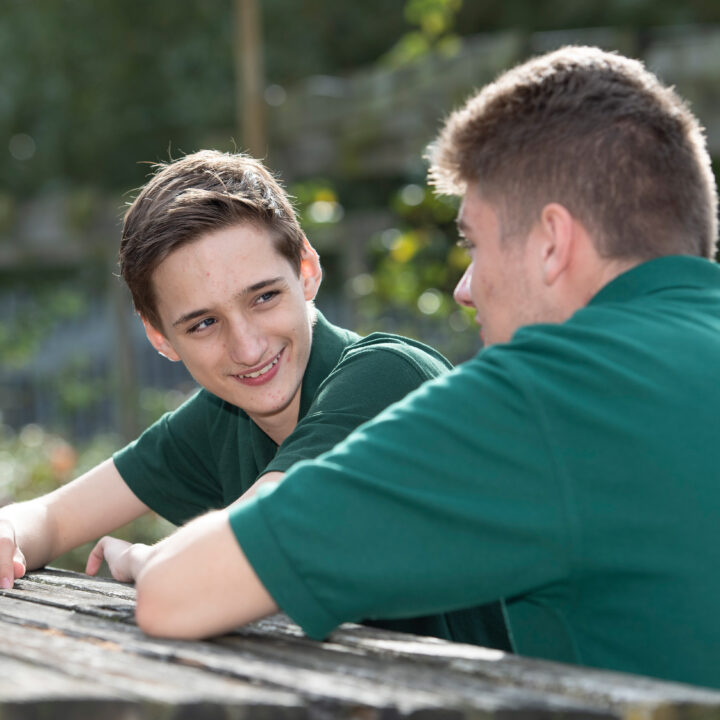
[108,245,141,443]
[234,0,266,158]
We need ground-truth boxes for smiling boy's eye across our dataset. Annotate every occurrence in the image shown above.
[256,290,279,305]
[187,317,216,334]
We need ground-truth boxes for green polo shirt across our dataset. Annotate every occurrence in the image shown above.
[231,256,720,688]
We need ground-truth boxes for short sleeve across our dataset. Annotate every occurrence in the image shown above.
[113,390,229,525]
[230,348,571,640]
[263,341,451,475]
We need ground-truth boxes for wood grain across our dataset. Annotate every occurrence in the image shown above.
[1,569,718,719]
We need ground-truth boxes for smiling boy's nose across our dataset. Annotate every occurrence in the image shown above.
[226,321,268,368]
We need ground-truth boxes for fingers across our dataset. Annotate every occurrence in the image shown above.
[12,548,26,580]
[86,536,135,582]
[85,537,107,576]
[0,521,18,589]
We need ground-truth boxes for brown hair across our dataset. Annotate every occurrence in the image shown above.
[428,46,718,260]
[120,150,305,330]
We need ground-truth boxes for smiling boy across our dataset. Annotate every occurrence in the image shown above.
[0,151,507,647]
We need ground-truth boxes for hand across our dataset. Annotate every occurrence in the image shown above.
[0,518,27,589]
[86,536,152,583]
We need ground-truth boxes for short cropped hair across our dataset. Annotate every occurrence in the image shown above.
[428,46,718,260]
[120,150,305,330]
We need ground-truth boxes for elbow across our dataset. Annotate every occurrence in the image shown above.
[134,564,191,639]
[134,569,168,637]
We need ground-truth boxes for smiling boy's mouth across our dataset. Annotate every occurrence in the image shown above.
[232,349,284,384]
[240,354,280,379]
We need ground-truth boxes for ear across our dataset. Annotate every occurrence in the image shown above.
[536,203,575,286]
[299,237,323,301]
[141,316,181,362]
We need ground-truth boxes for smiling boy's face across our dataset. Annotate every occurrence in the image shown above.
[142,222,321,443]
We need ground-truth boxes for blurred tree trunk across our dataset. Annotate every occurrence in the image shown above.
[234,0,265,158]
[108,252,141,444]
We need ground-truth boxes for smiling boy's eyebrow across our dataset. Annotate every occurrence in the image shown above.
[171,277,286,328]
[172,308,212,328]
[242,276,285,295]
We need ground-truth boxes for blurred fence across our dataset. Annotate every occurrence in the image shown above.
[0,288,194,442]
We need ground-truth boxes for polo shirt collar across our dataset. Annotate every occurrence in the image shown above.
[246,310,358,451]
[587,255,720,307]
[297,310,360,419]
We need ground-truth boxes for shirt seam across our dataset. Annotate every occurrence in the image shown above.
[340,344,441,383]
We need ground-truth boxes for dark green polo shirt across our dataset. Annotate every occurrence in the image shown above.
[231,256,720,688]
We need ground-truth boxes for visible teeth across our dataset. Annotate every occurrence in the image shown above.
[240,356,279,379]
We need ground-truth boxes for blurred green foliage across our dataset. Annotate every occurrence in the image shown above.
[3,0,718,195]
[289,173,479,361]
[352,185,479,362]
[291,179,345,228]
[0,285,85,370]
[383,0,463,67]
[2,0,235,195]
[455,0,720,31]
[1,0,408,195]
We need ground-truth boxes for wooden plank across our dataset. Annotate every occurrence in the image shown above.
[0,599,608,718]
[0,573,616,719]
[318,622,720,717]
[16,566,137,600]
[0,621,302,709]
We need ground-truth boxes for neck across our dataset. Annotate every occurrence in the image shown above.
[553,253,641,328]
[584,257,641,304]
[249,391,302,446]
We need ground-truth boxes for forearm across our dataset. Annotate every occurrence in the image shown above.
[135,509,277,639]
[1,459,149,588]
[87,473,284,586]
[0,500,57,571]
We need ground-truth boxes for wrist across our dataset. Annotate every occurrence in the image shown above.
[126,543,155,582]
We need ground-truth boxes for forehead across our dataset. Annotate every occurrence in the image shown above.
[169,221,281,261]
[157,222,289,277]
[151,223,294,295]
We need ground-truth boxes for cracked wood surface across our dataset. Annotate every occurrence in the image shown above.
[0,568,719,719]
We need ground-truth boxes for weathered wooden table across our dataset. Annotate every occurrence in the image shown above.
[1,568,719,719]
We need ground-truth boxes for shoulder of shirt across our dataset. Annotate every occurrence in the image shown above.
[337,331,453,372]
[471,301,641,374]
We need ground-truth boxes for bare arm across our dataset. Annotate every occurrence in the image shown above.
[0,458,149,587]
[135,509,278,638]
[85,470,284,584]
[231,470,283,505]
